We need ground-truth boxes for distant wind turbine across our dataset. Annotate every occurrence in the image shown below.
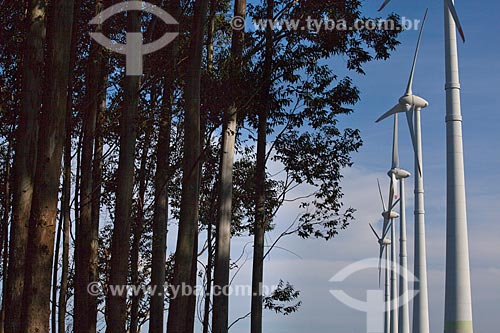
[379,111,412,333]
[369,222,394,333]
[388,114,412,333]
[376,180,399,286]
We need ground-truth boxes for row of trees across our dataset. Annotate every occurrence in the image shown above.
[0,0,402,332]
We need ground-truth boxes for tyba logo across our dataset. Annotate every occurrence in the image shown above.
[89,1,179,76]
[329,258,419,333]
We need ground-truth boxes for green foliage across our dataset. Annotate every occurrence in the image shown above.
[264,280,302,315]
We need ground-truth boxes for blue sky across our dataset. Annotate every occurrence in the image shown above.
[213,1,500,332]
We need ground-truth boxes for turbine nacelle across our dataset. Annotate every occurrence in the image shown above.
[382,210,400,220]
[399,94,429,109]
[379,238,391,246]
[388,168,411,180]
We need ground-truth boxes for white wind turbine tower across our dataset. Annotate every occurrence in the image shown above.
[392,137,411,333]
[390,211,398,333]
[379,1,473,332]
[387,116,404,333]
[376,9,430,333]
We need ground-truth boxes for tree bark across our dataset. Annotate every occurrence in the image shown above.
[75,1,105,332]
[105,9,141,333]
[149,1,180,331]
[5,1,45,331]
[251,1,273,332]
[202,5,216,332]
[58,110,72,333]
[166,1,208,332]
[186,225,199,333]
[90,18,107,333]
[212,1,246,332]
[203,185,217,333]
[0,139,12,333]
[75,131,82,229]
[58,2,81,330]
[149,83,173,333]
[19,0,75,331]
[51,197,63,333]
[130,118,153,333]
[206,0,216,73]
[250,0,274,333]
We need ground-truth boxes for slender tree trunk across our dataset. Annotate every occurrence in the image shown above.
[0,140,12,333]
[166,1,208,332]
[187,225,199,333]
[105,9,141,333]
[53,2,80,332]
[149,2,180,331]
[51,202,63,333]
[5,1,45,331]
[251,1,273,332]
[58,113,72,333]
[202,5,216,332]
[149,84,173,333]
[90,17,107,333]
[130,119,153,333]
[203,185,217,333]
[206,0,216,72]
[20,0,75,332]
[72,130,81,330]
[75,1,104,332]
[75,131,82,228]
[212,1,246,332]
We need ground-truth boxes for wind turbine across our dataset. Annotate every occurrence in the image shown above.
[378,2,473,333]
[373,178,400,333]
[389,115,412,333]
[376,180,400,286]
[379,109,412,333]
[369,223,394,333]
[375,9,430,333]
[386,114,412,333]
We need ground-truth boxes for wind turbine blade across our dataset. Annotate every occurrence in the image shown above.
[446,0,465,42]
[405,104,422,176]
[392,114,399,169]
[382,220,393,239]
[369,223,381,240]
[387,173,396,216]
[375,104,404,123]
[405,8,428,96]
[377,179,386,211]
[391,198,401,210]
[377,0,392,12]
[381,217,389,246]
